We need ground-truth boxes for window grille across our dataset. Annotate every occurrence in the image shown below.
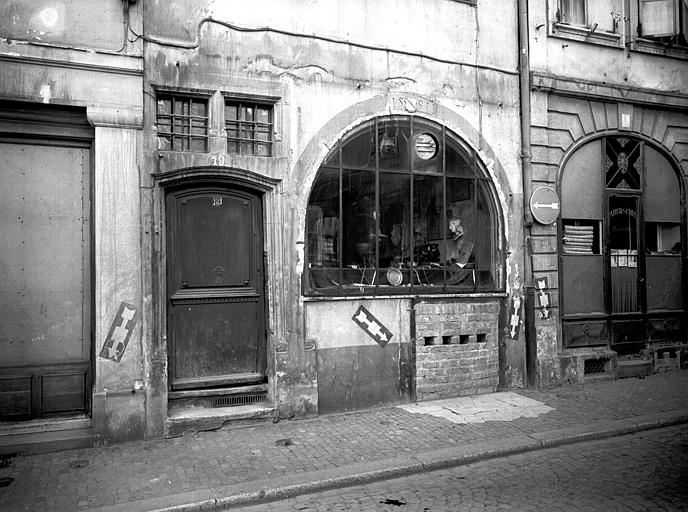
[584,358,608,375]
[156,95,208,152]
[224,100,274,156]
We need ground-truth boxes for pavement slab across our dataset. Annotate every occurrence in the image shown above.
[0,371,687,511]
[398,392,555,423]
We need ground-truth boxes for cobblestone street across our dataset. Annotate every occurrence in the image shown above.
[1,372,686,511]
[242,425,688,511]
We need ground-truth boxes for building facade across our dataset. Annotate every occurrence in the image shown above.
[0,1,144,449]
[140,0,527,438]
[13,0,679,448]
[526,0,688,385]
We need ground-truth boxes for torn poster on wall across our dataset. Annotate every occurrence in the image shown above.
[99,302,139,362]
[509,295,522,340]
[535,276,551,319]
[352,305,393,348]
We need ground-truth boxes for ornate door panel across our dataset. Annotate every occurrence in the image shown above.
[166,186,266,390]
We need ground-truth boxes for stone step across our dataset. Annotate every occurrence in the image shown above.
[166,403,277,438]
[0,418,93,455]
[617,359,653,379]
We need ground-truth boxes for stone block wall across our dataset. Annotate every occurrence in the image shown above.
[414,299,500,400]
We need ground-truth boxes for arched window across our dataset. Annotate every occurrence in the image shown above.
[305,116,501,296]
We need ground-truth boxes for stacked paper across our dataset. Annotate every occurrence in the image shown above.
[563,225,594,254]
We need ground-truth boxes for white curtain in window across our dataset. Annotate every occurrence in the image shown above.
[561,0,586,24]
[640,0,678,37]
[588,0,623,32]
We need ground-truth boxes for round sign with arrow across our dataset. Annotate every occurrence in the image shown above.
[529,186,560,225]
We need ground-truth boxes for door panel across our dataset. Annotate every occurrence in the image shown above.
[561,139,604,219]
[644,145,680,223]
[0,141,91,420]
[0,143,89,363]
[179,194,252,287]
[646,256,683,311]
[561,255,605,315]
[171,299,261,384]
[166,187,266,391]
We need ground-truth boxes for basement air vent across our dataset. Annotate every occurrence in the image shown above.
[0,453,15,469]
[212,393,267,408]
[584,358,608,375]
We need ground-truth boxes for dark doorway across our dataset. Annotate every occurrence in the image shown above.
[165,185,267,391]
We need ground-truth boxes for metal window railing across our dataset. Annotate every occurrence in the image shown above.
[156,95,209,152]
[224,101,274,156]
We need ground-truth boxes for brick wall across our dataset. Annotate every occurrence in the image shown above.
[414,299,500,400]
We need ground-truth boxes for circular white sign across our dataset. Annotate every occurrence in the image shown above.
[529,186,560,225]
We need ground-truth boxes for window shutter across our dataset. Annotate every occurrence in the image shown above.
[639,0,679,37]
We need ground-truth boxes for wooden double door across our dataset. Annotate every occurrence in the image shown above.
[166,185,267,391]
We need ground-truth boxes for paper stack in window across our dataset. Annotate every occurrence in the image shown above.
[563,225,594,254]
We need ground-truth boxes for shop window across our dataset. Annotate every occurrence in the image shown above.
[156,94,209,152]
[646,223,681,253]
[224,100,274,156]
[562,219,600,254]
[305,116,500,296]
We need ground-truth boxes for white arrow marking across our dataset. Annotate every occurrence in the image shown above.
[355,309,390,343]
[510,297,522,338]
[533,202,559,210]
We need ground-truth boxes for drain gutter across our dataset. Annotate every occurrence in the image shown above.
[517,0,537,388]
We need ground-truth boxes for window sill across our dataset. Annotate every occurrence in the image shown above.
[551,23,688,60]
[303,291,508,301]
[632,38,688,60]
[552,23,622,48]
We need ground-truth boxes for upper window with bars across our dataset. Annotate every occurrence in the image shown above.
[156,95,209,152]
[224,100,274,156]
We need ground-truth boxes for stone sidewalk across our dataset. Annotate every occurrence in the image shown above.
[1,371,687,512]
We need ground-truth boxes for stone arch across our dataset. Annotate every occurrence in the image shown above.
[556,131,687,190]
[291,93,517,285]
[539,96,688,184]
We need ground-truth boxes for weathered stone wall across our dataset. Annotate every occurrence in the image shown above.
[415,299,500,399]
